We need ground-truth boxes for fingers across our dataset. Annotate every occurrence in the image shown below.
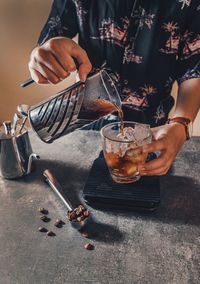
[29,37,92,84]
[52,50,77,73]
[72,47,92,82]
[29,68,49,85]
[137,124,187,176]
[138,137,173,176]
[29,61,60,85]
[138,152,171,176]
[140,152,169,171]
[141,167,169,176]
[36,49,70,80]
[47,38,92,80]
[142,137,166,154]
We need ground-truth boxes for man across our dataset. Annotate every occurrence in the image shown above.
[28,0,200,176]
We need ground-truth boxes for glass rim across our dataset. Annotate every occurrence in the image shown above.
[100,121,152,143]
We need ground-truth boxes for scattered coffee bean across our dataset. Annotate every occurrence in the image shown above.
[67,211,77,221]
[81,215,86,221]
[83,210,90,217]
[81,232,89,238]
[38,227,48,233]
[40,215,50,222]
[79,205,85,211]
[84,243,94,250]
[46,231,56,237]
[75,208,83,217]
[54,219,63,228]
[77,217,82,222]
[38,207,48,215]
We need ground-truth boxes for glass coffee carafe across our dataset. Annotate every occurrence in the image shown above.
[26,69,122,143]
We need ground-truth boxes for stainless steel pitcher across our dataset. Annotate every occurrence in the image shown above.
[27,69,121,143]
[0,130,39,179]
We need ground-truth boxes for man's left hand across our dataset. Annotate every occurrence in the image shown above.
[138,123,187,176]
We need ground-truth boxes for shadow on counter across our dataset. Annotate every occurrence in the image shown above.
[20,158,125,244]
[19,158,200,229]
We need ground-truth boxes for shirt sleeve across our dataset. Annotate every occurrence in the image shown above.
[38,0,78,45]
[176,4,200,85]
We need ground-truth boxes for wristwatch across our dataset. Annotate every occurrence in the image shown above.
[167,117,193,140]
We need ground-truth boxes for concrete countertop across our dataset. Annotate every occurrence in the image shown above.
[0,129,200,284]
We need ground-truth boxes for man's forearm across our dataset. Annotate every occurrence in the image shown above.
[173,78,200,121]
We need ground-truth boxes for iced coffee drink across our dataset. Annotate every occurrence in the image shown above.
[101,122,152,183]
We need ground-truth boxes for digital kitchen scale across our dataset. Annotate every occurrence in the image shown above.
[83,153,160,211]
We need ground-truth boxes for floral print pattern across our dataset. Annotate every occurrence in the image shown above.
[178,0,191,10]
[91,17,130,47]
[121,84,157,110]
[160,22,180,55]
[73,0,87,24]
[38,0,200,126]
[154,104,166,123]
[131,6,155,30]
[123,44,143,64]
[39,15,68,45]
[180,31,200,60]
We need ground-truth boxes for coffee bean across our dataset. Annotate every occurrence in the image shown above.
[80,215,86,221]
[67,204,90,222]
[81,232,89,238]
[46,231,56,237]
[38,207,48,215]
[78,215,87,222]
[38,227,47,233]
[67,211,76,221]
[75,208,82,217]
[75,205,86,216]
[84,243,94,250]
[83,210,90,217]
[54,219,63,228]
[40,215,50,222]
[77,217,82,222]
[79,205,85,211]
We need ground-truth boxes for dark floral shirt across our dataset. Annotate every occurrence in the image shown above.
[38,0,200,126]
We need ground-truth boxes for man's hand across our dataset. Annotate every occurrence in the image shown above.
[28,37,92,84]
[138,123,187,176]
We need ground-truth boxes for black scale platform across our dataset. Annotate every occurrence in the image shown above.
[83,153,160,212]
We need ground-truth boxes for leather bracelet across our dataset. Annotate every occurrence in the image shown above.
[167,117,191,140]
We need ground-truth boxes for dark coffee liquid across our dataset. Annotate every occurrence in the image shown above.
[114,104,124,135]
[79,99,116,120]
[79,98,124,133]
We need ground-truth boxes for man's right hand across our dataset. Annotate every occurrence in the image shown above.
[28,37,92,85]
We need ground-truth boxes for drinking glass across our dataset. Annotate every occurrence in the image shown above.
[101,121,152,183]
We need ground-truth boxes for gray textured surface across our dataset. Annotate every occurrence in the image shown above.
[0,130,200,284]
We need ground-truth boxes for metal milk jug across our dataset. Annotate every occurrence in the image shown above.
[0,130,39,179]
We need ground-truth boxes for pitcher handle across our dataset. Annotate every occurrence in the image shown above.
[27,153,40,174]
